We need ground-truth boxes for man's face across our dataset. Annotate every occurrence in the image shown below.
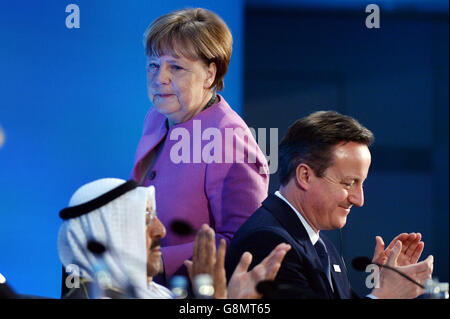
[146,200,166,277]
[306,142,371,232]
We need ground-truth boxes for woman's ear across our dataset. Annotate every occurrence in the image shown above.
[204,62,217,89]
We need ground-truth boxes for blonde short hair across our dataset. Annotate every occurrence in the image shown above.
[144,8,232,91]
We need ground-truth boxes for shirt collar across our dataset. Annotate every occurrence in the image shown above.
[274,191,320,245]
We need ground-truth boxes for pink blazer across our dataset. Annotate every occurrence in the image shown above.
[131,95,269,280]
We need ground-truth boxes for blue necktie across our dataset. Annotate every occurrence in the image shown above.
[314,238,334,291]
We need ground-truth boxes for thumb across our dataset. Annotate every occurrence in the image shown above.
[424,255,434,270]
[373,236,385,257]
[386,240,402,267]
[375,236,385,251]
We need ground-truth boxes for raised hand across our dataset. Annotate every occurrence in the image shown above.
[227,243,291,299]
[372,233,424,267]
[184,224,229,298]
[185,224,291,299]
[372,240,433,299]
[185,224,216,278]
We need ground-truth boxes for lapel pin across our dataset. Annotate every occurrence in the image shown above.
[333,264,341,272]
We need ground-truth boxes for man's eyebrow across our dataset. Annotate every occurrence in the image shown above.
[342,176,361,181]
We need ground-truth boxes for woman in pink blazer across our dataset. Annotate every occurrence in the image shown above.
[130,8,269,284]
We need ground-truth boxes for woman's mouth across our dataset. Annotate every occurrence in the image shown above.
[155,93,174,98]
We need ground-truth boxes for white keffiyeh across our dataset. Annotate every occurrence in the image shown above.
[57,178,172,299]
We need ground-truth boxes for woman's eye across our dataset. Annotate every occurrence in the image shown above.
[171,64,183,70]
[148,63,159,70]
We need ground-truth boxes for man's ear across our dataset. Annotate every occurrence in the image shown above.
[295,163,312,190]
[204,62,217,89]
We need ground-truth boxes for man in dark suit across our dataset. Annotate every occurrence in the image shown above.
[225,111,434,299]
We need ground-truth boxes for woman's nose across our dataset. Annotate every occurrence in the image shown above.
[154,65,170,85]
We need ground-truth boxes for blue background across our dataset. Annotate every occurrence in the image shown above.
[0,0,448,298]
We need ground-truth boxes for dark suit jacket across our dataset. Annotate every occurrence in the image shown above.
[225,194,359,299]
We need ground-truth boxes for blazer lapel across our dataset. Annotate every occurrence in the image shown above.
[132,109,168,180]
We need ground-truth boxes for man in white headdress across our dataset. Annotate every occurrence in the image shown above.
[58,178,172,298]
[58,178,291,299]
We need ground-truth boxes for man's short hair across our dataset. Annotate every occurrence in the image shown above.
[279,111,374,186]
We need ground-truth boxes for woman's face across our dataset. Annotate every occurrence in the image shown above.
[146,52,217,125]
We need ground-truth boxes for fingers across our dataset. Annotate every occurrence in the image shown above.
[415,255,434,274]
[386,233,408,251]
[192,227,199,271]
[425,254,434,266]
[266,243,291,259]
[264,244,291,280]
[215,238,227,272]
[278,242,292,253]
[401,255,434,275]
[375,236,385,249]
[193,224,216,275]
[205,226,216,268]
[384,233,427,267]
[412,233,424,263]
[409,241,424,264]
[395,255,433,294]
[213,239,228,299]
[193,224,209,272]
[406,255,434,286]
[194,226,205,273]
[233,252,253,275]
[425,255,434,276]
[372,236,385,263]
[402,233,421,259]
[400,233,415,254]
[415,232,422,242]
[253,243,291,281]
[386,240,402,267]
[184,260,193,282]
[390,232,425,265]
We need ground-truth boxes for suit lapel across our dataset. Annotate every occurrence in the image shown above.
[262,195,335,298]
[261,194,310,248]
[132,110,168,181]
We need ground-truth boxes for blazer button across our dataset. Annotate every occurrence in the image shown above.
[149,170,156,180]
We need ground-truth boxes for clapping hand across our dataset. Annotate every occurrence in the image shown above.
[372,233,424,267]
[226,243,291,299]
[372,240,433,299]
[184,224,291,299]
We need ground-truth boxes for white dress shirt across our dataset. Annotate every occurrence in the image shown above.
[274,191,335,291]
[274,191,379,298]
[274,191,319,245]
